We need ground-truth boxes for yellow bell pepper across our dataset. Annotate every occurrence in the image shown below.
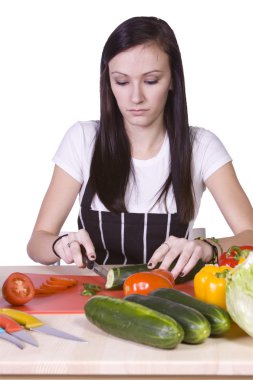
[194,265,232,310]
[238,257,246,265]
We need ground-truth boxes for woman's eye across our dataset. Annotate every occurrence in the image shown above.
[145,80,158,85]
[116,81,128,86]
[114,79,158,86]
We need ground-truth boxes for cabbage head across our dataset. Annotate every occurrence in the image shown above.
[226,252,253,337]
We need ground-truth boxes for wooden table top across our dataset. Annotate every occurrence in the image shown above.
[0,265,253,380]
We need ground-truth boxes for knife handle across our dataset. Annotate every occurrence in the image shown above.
[0,309,43,329]
[80,244,94,270]
[0,314,24,333]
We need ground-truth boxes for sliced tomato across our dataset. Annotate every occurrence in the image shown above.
[2,272,35,306]
[151,268,175,287]
[47,277,78,286]
[123,271,174,296]
[40,283,68,291]
[44,281,70,287]
[34,276,78,296]
[35,283,69,295]
[34,288,60,295]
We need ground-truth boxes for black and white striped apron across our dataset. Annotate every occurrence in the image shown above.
[78,178,189,265]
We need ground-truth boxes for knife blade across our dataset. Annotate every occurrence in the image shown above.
[0,327,24,349]
[0,314,38,347]
[80,245,108,278]
[0,309,87,343]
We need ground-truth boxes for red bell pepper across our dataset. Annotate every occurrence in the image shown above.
[218,245,253,267]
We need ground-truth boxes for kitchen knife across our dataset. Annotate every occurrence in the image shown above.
[0,327,24,349]
[0,314,38,347]
[0,309,87,343]
[80,244,108,278]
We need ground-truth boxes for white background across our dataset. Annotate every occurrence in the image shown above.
[0,0,252,265]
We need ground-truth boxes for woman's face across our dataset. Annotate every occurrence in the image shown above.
[109,43,172,130]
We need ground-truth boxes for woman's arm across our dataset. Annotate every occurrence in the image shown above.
[149,162,253,279]
[205,162,253,248]
[27,165,95,266]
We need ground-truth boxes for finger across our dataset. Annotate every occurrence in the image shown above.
[77,229,96,260]
[159,240,194,274]
[81,240,96,260]
[171,245,202,279]
[158,246,184,272]
[66,230,96,266]
[148,241,173,268]
[178,246,203,277]
[62,240,87,268]
[151,236,187,269]
[63,240,84,267]
[55,236,74,264]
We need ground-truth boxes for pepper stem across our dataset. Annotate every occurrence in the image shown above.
[216,269,230,278]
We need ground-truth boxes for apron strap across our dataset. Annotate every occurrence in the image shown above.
[81,178,95,210]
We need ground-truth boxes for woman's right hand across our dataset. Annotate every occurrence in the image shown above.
[53,229,96,268]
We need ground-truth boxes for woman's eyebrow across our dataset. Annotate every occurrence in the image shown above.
[110,70,163,76]
[110,71,128,76]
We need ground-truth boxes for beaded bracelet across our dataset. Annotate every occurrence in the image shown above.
[52,234,68,258]
[210,236,223,255]
[194,237,219,264]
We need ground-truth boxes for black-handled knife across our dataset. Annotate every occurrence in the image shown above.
[80,245,108,278]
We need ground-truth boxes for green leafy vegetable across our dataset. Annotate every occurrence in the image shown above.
[81,283,102,296]
[226,252,253,337]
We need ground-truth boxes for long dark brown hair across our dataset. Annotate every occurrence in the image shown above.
[89,16,195,222]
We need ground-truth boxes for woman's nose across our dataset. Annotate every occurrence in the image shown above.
[131,84,144,104]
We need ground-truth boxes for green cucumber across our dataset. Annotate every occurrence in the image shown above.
[105,260,205,290]
[124,294,211,344]
[150,288,231,336]
[105,264,149,289]
[170,259,205,284]
[84,295,184,349]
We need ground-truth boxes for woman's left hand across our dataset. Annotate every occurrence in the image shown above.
[148,236,213,279]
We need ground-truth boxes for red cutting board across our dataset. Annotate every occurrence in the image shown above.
[0,274,194,315]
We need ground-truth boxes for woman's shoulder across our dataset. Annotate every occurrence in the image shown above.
[190,126,218,141]
[67,120,100,140]
[54,120,100,160]
[190,126,226,152]
[53,120,100,183]
[190,126,231,180]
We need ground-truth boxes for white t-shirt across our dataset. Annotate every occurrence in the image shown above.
[53,120,232,226]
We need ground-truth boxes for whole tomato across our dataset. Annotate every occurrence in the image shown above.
[123,271,174,296]
[2,272,35,306]
[151,268,175,287]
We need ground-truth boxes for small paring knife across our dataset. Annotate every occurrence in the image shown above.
[0,314,38,347]
[80,245,108,278]
[0,327,24,349]
[0,309,87,343]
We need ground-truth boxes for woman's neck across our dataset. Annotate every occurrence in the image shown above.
[126,124,166,160]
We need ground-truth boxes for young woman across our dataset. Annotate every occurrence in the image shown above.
[27,16,253,280]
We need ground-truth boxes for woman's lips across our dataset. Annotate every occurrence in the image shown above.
[128,109,149,116]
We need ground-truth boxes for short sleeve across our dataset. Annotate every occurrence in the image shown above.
[52,120,98,183]
[192,127,232,182]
